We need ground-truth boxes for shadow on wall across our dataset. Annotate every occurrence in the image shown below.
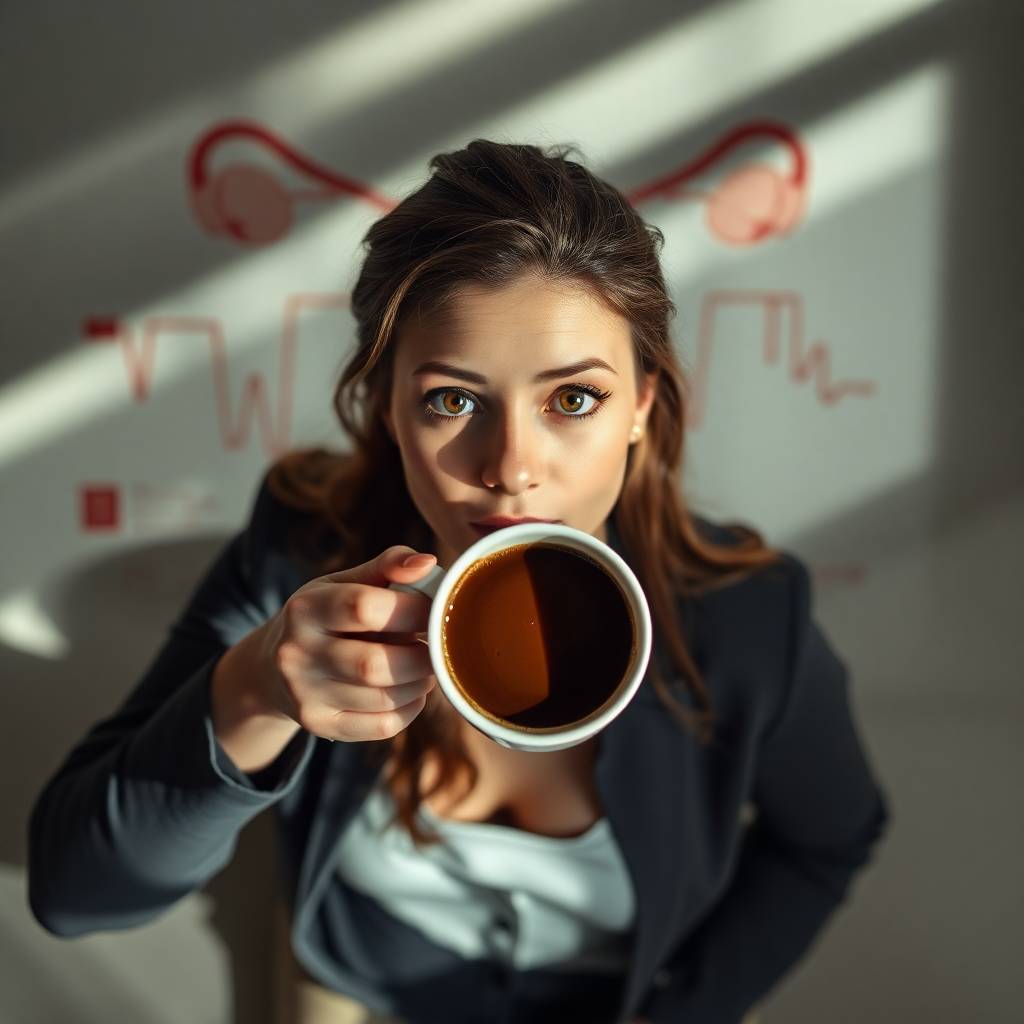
[3,531,288,1024]
[2,532,228,868]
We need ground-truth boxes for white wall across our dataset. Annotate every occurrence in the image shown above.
[2,0,1021,1021]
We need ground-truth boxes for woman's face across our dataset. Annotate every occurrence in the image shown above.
[384,273,656,569]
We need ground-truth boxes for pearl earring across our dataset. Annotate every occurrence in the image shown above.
[629,424,643,443]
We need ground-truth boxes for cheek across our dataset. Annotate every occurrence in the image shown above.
[397,426,449,493]
[559,428,630,489]
[558,416,631,463]
[584,444,629,489]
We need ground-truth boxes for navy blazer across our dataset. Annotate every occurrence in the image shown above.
[28,471,890,1023]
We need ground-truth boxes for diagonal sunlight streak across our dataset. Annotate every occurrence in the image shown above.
[0,0,585,232]
[427,0,944,169]
[657,62,951,282]
[0,225,358,469]
[0,591,69,660]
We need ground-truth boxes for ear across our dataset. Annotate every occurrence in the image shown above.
[635,371,657,431]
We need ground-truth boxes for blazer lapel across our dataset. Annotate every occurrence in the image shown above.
[598,684,693,1017]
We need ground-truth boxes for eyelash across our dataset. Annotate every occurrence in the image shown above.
[421,383,613,424]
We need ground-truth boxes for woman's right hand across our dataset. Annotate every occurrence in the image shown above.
[252,545,441,743]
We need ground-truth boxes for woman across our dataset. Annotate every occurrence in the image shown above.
[28,140,890,1024]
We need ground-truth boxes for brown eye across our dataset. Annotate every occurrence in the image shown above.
[557,391,585,414]
[424,384,607,423]
[555,389,599,416]
[423,389,478,420]
[441,392,469,415]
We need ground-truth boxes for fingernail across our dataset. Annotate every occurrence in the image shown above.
[402,553,436,569]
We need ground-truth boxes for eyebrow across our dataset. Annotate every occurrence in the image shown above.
[411,357,618,384]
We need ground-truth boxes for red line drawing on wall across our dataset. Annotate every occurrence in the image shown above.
[812,562,868,587]
[187,119,807,248]
[83,290,873,450]
[75,482,223,534]
[188,120,396,246]
[82,123,866,461]
[685,290,876,431]
[129,481,221,533]
[79,484,121,531]
[83,293,349,456]
[624,120,807,245]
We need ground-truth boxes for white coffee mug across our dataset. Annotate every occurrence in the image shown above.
[391,522,652,752]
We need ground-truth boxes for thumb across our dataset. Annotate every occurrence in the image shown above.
[385,545,438,577]
[328,545,437,589]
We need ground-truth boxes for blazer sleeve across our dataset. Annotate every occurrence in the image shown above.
[26,471,317,938]
[638,556,892,1024]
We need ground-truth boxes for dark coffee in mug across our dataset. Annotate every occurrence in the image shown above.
[441,542,636,731]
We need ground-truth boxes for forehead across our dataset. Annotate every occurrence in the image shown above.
[394,276,633,371]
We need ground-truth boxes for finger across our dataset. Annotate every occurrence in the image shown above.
[325,635,433,687]
[328,675,436,715]
[318,580,434,636]
[323,545,438,590]
[325,691,430,743]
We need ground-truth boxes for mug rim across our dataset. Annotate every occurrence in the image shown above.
[426,522,652,751]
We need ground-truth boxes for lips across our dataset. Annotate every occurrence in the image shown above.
[470,516,562,535]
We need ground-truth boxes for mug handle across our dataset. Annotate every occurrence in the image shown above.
[388,563,446,600]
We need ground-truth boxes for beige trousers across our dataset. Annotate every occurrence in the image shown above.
[273,899,759,1024]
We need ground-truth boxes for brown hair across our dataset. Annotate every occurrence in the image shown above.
[266,139,783,847]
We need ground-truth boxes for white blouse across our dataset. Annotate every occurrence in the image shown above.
[335,775,637,974]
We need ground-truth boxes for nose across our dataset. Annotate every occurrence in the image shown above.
[479,404,542,495]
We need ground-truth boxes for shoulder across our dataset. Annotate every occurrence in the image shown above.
[240,464,305,559]
[689,511,741,548]
[258,445,354,540]
[236,458,340,603]
[687,510,805,600]
[676,513,813,731]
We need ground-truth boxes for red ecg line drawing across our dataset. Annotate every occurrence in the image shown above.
[187,118,808,248]
[82,293,349,457]
[83,287,873,452]
[684,290,877,431]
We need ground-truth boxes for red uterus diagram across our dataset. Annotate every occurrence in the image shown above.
[83,118,876,460]
[187,118,807,248]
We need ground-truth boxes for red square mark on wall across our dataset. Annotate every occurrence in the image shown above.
[80,485,121,531]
